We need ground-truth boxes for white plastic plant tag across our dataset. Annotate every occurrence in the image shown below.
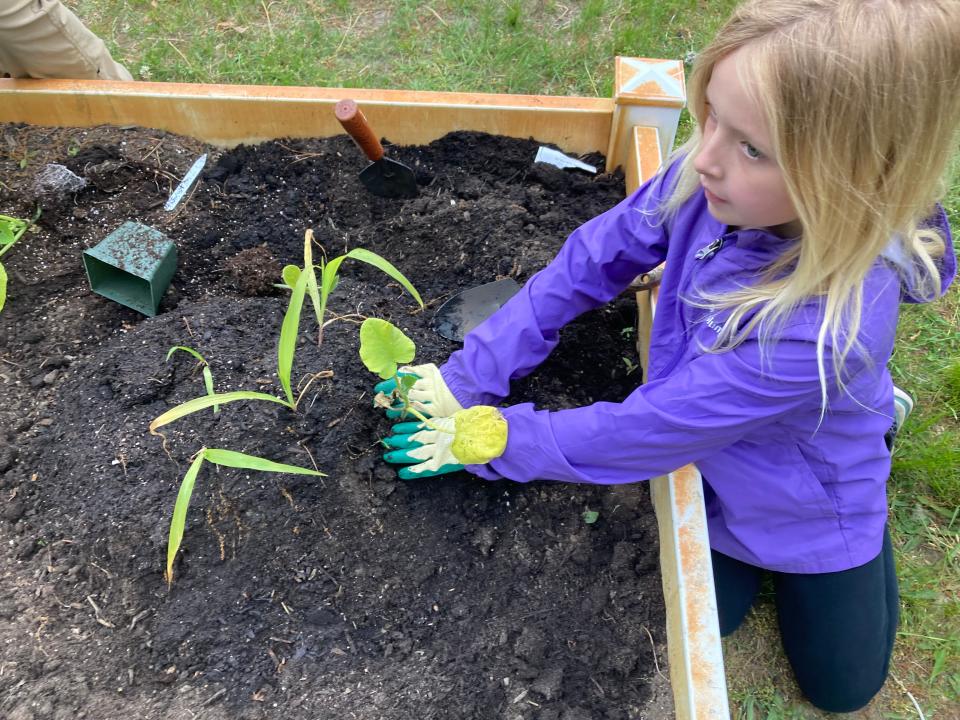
[164,153,208,211]
[534,146,597,174]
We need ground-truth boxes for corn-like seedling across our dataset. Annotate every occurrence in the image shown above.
[277,243,312,406]
[165,447,325,584]
[281,229,424,346]
[150,390,293,435]
[150,232,319,431]
[153,229,424,433]
[166,345,219,413]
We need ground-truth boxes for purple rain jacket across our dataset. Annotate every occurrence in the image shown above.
[438,159,957,574]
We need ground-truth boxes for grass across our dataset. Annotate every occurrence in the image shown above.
[62,1,960,716]
[74,0,731,95]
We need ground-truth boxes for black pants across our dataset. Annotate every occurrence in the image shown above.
[713,529,898,713]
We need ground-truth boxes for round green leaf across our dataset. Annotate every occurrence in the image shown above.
[359,318,415,380]
[281,264,301,289]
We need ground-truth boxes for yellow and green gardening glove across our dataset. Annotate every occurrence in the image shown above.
[373,362,464,419]
[382,405,508,479]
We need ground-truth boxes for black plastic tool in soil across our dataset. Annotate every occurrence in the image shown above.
[334,99,419,199]
[432,277,522,342]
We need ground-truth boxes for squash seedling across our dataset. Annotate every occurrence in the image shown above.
[360,318,432,425]
[166,346,219,414]
[165,447,325,584]
[17,149,37,170]
[0,209,39,314]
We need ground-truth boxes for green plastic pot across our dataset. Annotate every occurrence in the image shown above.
[82,222,177,317]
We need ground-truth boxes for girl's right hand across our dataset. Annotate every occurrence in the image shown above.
[373,362,465,419]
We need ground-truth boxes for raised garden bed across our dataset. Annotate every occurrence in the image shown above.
[0,122,674,719]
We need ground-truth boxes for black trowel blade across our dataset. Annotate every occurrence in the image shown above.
[359,157,419,199]
[432,278,522,342]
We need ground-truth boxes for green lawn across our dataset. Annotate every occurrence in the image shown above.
[66,1,960,717]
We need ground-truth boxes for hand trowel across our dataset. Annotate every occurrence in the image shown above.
[335,99,419,199]
[432,277,522,342]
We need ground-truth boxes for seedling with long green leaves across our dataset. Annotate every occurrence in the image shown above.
[0,209,39,314]
[165,447,325,584]
[166,345,219,413]
[282,228,423,346]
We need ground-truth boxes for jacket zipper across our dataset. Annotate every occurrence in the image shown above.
[694,236,725,260]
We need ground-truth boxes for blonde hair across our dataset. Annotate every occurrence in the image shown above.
[666,0,960,406]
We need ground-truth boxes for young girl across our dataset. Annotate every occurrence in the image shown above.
[377,0,960,711]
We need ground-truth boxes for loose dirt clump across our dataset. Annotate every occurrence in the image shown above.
[224,244,282,296]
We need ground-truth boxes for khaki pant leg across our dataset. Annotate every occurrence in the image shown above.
[0,0,132,80]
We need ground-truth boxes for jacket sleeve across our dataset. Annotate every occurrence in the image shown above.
[468,332,840,484]
[440,165,679,408]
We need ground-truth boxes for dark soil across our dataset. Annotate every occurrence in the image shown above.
[0,123,670,720]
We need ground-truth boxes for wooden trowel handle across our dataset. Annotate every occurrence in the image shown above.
[335,99,384,162]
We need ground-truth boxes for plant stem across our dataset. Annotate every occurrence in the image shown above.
[0,224,24,259]
[0,209,39,259]
[392,375,452,433]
